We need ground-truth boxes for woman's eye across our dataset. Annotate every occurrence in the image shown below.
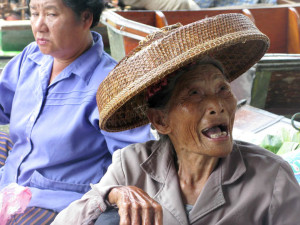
[219,84,230,92]
[218,84,232,97]
[189,90,199,96]
[220,85,228,91]
[30,12,39,17]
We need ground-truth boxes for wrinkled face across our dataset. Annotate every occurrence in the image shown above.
[165,64,237,158]
[29,0,89,59]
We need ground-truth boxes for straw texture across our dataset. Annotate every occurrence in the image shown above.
[96,13,269,132]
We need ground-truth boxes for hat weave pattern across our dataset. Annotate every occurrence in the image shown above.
[97,13,270,132]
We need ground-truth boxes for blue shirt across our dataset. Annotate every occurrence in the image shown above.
[0,32,153,212]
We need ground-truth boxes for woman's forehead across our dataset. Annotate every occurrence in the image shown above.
[180,63,225,83]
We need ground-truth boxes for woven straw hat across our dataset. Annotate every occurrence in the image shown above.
[96,13,269,132]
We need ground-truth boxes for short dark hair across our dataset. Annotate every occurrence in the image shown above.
[27,0,104,28]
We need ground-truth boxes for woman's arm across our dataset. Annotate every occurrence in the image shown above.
[0,43,36,124]
[0,56,20,124]
[52,146,163,225]
[51,149,124,225]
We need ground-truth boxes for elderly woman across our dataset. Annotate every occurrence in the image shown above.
[0,0,153,224]
[52,14,300,225]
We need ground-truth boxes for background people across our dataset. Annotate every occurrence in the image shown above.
[109,0,200,10]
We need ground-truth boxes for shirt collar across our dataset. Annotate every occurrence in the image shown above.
[140,139,175,183]
[220,141,247,185]
[27,31,104,85]
[140,139,246,185]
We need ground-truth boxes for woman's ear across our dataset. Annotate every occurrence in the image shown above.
[81,10,93,28]
[147,109,171,134]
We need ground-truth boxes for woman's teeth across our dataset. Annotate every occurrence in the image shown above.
[209,131,227,139]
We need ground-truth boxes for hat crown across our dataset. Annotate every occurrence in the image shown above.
[129,23,183,58]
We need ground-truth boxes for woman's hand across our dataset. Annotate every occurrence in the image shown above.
[108,186,163,225]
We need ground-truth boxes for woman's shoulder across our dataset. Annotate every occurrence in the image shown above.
[115,140,161,161]
[234,140,294,172]
[109,140,164,183]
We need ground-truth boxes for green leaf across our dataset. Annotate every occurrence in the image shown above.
[260,134,283,154]
[292,132,300,143]
[276,142,300,155]
[281,128,292,142]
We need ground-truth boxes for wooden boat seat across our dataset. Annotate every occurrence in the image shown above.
[102,5,300,58]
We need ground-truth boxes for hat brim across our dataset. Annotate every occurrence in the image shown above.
[97,13,269,132]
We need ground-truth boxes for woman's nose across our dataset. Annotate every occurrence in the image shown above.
[33,16,47,32]
[206,98,224,116]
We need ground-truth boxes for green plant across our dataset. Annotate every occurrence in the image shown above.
[260,128,300,155]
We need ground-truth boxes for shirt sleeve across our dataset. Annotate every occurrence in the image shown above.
[101,125,154,154]
[0,58,18,124]
[51,149,125,225]
[268,161,300,225]
[88,102,154,154]
[0,48,28,124]
[0,167,4,182]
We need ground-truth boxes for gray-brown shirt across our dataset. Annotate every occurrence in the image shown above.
[52,140,300,225]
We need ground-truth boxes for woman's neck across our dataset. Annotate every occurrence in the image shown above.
[49,33,93,85]
[175,152,219,205]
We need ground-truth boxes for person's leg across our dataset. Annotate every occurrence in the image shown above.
[0,131,13,167]
[95,208,120,225]
[7,207,58,225]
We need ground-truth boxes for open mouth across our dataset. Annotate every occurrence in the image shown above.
[202,124,229,139]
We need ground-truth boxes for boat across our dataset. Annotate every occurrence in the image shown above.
[0,0,109,57]
[234,103,300,144]
[251,54,300,117]
[100,4,300,60]
[0,20,110,57]
[1,1,300,58]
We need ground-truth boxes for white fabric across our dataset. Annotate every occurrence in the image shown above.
[122,0,201,10]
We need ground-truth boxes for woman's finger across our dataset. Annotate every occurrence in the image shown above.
[138,197,162,225]
[118,202,131,225]
[153,201,163,225]
[141,204,151,225]
[130,202,141,225]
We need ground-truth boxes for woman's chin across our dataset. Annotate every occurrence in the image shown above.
[201,137,233,158]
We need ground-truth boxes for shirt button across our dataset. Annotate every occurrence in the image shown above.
[30,116,35,122]
[27,137,30,142]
